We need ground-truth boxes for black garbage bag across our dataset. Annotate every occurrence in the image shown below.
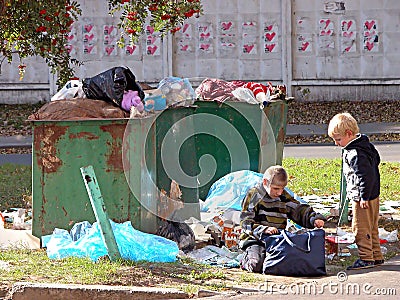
[82,66,145,108]
[156,220,195,253]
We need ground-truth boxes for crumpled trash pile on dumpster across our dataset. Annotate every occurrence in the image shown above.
[30,65,287,121]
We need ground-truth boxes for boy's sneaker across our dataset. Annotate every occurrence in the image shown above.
[374,259,384,265]
[346,259,375,270]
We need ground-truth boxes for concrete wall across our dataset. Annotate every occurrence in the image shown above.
[1,0,400,103]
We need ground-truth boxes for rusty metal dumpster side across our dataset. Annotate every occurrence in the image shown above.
[31,119,141,238]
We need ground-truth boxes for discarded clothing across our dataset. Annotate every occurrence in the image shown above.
[195,78,246,103]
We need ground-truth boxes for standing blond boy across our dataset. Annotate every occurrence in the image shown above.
[328,113,384,270]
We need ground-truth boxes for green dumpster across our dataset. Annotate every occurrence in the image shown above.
[32,99,288,240]
[192,100,287,199]
[31,118,152,238]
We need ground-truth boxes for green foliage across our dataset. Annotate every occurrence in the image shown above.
[283,158,342,197]
[172,269,225,281]
[0,1,203,87]
[108,0,203,46]
[282,158,400,201]
[0,0,82,87]
[0,164,31,211]
[0,249,120,284]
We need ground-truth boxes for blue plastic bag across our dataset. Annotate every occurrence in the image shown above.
[46,220,179,262]
[200,170,263,212]
[200,170,307,212]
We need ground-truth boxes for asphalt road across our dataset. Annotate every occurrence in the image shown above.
[1,142,399,166]
[283,142,400,163]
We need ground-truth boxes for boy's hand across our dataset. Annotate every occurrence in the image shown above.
[264,227,279,235]
[314,219,324,228]
[360,200,369,209]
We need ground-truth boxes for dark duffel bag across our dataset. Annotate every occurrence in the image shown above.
[262,229,326,277]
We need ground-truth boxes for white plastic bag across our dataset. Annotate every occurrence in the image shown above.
[231,87,258,104]
[51,80,85,101]
[378,228,399,242]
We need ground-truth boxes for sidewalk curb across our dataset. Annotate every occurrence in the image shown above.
[7,282,219,300]
[286,122,400,137]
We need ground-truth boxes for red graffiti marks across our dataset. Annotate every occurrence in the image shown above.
[100,123,127,171]
[69,132,99,140]
[33,124,68,173]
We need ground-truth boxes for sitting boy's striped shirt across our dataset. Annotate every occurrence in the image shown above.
[239,183,325,249]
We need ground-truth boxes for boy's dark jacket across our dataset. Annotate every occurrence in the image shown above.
[342,133,380,202]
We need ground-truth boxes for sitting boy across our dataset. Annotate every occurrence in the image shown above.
[239,165,326,273]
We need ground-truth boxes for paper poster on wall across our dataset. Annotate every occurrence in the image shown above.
[220,21,235,33]
[83,44,97,55]
[296,17,312,33]
[67,26,77,43]
[145,25,161,56]
[263,23,278,53]
[198,23,214,54]
[83,23,97,43]
[103,45,117,56]
[82,20,97,56]
[318,19,335,52]
[102,25,118,56]
[340,19,356,53]
[319,19,334,36]
[175,23,194,54]
[297,34,312,52]
[242,21,257,55]
[124,43,140,56]
[363,20,379,52]
[66,25,77,56]
[324,1,345,14]
[219,20,236,55]
[65,44,76,56]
